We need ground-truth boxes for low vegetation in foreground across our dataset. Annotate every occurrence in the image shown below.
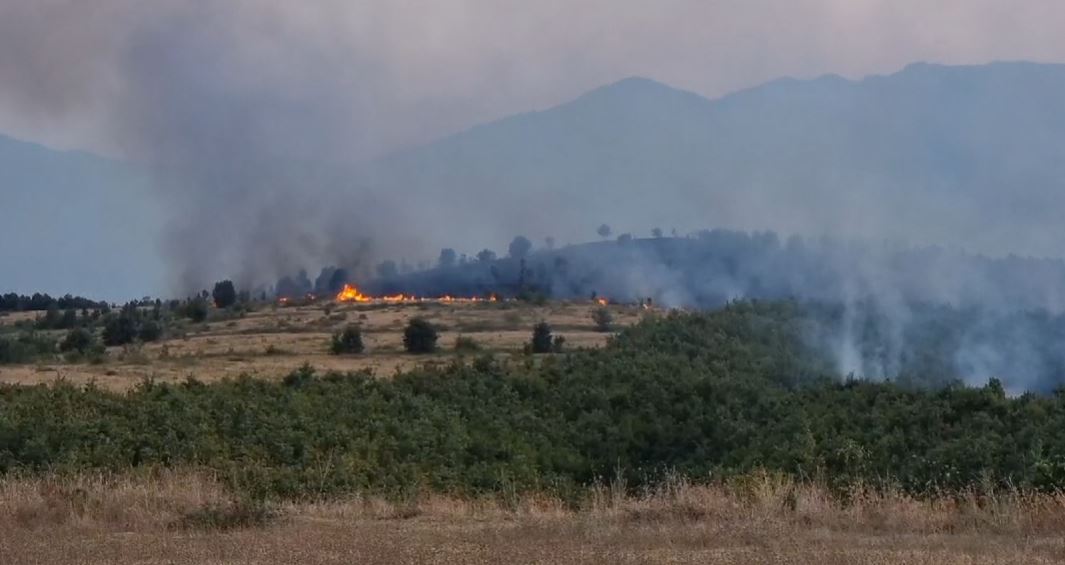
[2,469,1063,564]
[2,300,1065,562]
[3,301,1065,504]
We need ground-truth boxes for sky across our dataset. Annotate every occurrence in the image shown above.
[3,0,1065,158]
[3,1,1065,299]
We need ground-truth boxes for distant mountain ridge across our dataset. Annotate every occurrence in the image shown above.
[7,61,1065,298]
[365,61,1065,260]
[0,133,164,300]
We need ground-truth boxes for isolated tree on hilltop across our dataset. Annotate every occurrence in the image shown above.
[212,280,237,308]
[597,224,612,239]
[508,236,532,259]
[652,227,663,238]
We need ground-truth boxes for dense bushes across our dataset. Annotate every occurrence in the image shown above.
[183,299,209,323]
[0,333,55,364]
[3,301,1065,502]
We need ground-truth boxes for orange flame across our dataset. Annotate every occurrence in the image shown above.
[596,298,609,306]
[336,284,371,303]
[334,284,503,304]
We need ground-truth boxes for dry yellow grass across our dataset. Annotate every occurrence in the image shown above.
[1,471,1063,564]
[0,301,642,390]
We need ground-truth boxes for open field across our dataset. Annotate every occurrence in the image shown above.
[0,300,642,390]
[2,470,1063,565]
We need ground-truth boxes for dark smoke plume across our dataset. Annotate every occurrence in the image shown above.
[0,2,427,293]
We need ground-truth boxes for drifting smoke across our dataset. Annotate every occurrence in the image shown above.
[0,1,437,293]
[4,3,1065,390]
[374,231,1065,392]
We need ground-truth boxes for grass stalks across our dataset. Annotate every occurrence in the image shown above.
[4,469,1064,537]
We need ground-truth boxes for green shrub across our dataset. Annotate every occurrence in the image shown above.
[0,333,55,364]
[59,328,96,354]
[138,320,163,342]
[403,317,438,354]
[184,299,209,323]
[331,325,365,355]
[102,314,138,346]
[530,321,553,353]
[591,307,614,332]
[212,280,238,309]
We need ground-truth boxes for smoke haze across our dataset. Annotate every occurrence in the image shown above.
[4,2,1065,393]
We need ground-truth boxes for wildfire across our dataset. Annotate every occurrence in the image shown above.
[336,284,371,303]
[596,297,609,306]
[335,284,500,304]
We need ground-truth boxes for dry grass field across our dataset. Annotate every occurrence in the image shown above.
[0,300,643,390]
[1,470,1063,565]
[4,300,1065,564]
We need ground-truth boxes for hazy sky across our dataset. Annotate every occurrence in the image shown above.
[3,1,1065,299]
[3,0,1065,158]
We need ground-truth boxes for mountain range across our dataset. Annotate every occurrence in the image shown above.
[364,61,1065,257]
[6,61,1065,298]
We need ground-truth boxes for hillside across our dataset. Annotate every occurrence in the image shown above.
[8,62,1065,298]
[366,62,1065,258]
[0,135,163,299]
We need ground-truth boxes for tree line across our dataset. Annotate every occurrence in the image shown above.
[0,292,105,312]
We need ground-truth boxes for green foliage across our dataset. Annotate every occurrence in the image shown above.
[591,307,613,332]
[5,301,1065,503]
[101,313,138,346]
[0,333,55,364]
[330,325,365,355]
[36,307,85,331]
[212,281,238,309]
[403,317,438,354]
[98,305,170,346]
[531,321,553,353]
[184,299,209,323]
[59,328,96,354]
[138,320,163,343]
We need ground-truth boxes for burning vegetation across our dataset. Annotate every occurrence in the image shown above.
[333,284,499,305]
